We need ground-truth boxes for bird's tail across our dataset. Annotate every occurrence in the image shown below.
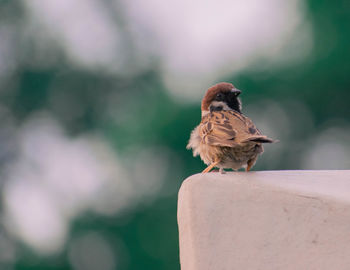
[242,136,277,144]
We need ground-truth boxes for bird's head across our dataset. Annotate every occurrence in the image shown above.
[201,82,242,117]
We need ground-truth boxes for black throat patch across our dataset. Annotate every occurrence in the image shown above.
[226,93,241,113]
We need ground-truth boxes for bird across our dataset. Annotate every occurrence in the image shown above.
[187,82,276,173]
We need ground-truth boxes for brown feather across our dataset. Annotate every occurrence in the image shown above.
[199,110,273,147]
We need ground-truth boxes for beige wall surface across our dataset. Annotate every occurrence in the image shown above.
[178,170,350,270]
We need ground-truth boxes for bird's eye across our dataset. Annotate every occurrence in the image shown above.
[216,93,224,101]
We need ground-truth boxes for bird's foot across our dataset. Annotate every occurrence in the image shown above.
[202,160,220,173]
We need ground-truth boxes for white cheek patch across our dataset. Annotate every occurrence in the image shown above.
[210,101,231,111]
[202,110,210,117]
[237,98,242,111]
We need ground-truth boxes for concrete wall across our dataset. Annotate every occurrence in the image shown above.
[178,170,350,270]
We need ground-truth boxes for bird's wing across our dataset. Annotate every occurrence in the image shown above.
[199,110,274,147]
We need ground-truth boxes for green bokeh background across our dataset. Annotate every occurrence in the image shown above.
[0,0,349,269]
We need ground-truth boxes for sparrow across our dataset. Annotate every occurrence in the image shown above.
[187,82,276,173]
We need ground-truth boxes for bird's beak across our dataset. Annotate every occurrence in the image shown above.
[231,88,241,96]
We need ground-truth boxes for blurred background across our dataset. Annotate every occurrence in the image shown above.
[0,0,349,269]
